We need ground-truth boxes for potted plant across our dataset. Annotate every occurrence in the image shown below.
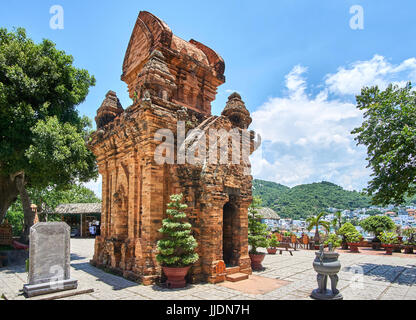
[324,233,342,249]
[360,216,395,250]
[248,197,269,271]
[346,231,362,253]
[267,234,280,255]
[379,231,399,255]
[403,228,415,254]
[156,194,199,289]
[306,212,330,249]
[338,222,357,250]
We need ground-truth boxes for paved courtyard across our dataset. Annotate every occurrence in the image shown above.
[1,239,416,300]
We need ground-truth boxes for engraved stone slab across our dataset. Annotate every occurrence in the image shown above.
[23,222,77,297]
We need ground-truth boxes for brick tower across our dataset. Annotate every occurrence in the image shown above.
[89,11,260,285]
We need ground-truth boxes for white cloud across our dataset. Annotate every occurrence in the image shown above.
[325,55,416,96]
[250,59,384,190]
[83,175,102,199]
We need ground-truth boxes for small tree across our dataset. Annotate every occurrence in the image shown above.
[360,216,395,241]
[156,194,199,268]
[268,234,280,249]
[306,212,330,243]
[248,197,269,254]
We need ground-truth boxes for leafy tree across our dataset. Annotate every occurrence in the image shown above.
[306,212,330,243]
[338,222,357,236]
[248,197,269,254]
[0,28,97,242]
[156,194,199,268]
[360,215,395,241]
[5,184,100,236]
[324,233,341,248]
[352,83,416,205]
[268,234,280,249]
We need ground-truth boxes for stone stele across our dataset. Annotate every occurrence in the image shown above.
[23,222,77,297]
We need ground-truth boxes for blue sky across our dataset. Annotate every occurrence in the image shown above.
[2,0,416,196]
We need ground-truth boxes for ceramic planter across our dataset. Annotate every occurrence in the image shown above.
[348,243,360,253]
[372,242,381,250]
[267,248,277,255]
[404,245,414,254]
[392,244,402,253]
[383,244,393,255]
[162,266,191,289]
[249,253,266,271]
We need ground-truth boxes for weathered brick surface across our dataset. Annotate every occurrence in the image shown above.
[88,11,258,285]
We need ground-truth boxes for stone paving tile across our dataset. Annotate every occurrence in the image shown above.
[2,239,416,300]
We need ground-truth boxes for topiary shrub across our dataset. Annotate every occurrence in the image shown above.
[248,197,269,254]
[360,216,395,241]
[156,194,199,268]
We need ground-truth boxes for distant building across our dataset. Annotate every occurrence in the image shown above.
[258,207,280,231]
[54,203,102,238]
[385,211,397,217]
[406,209,416,217]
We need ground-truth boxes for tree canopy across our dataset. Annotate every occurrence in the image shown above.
[360,215,395,237]
[352,83,416,205]
[0,28,97,241]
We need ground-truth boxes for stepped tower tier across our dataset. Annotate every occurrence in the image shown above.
[121,11,225,116]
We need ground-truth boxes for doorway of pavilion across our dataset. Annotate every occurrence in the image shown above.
[223,202,238,267]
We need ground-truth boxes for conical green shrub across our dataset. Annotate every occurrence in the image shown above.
[156,194,199,267]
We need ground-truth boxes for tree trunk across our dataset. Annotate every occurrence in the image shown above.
[314,226,320,243]
[15,173,35,244]
[0,173,21,224]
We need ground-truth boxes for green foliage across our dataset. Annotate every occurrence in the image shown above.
[379,231,399,245]
[156,194,199,268]
[248,197,269,254]
[325,233,342,248]
[345,231,362,243]
[5,207,24,236]
[0,27,97,188]
[352,83,416,205]
[5,184,100,235]
[338,222,357,236]
[268,234,280,248]
[252,180,370,219]
[403,227,416,244]
[360,215,395,237]
[306,212,330,243]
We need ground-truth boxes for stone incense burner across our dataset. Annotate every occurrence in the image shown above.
[311,244,343,300]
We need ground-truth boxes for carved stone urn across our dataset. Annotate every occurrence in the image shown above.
[311,245,343,300]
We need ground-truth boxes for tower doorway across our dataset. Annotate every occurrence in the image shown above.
[223,202,237,267]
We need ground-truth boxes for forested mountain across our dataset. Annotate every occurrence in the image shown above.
[252,179,371,219]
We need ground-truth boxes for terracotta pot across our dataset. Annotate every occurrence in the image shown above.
[372,242,381,250]
[249,253,266,271]
[383,244,393,255]
[392,244,402,253]
[267,248,277,255]
[162,266,191,289]
[348,243,360,253]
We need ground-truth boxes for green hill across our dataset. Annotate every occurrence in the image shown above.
[252,179,371,219]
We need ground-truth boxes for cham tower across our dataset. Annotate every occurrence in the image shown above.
[89,11,260,285]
